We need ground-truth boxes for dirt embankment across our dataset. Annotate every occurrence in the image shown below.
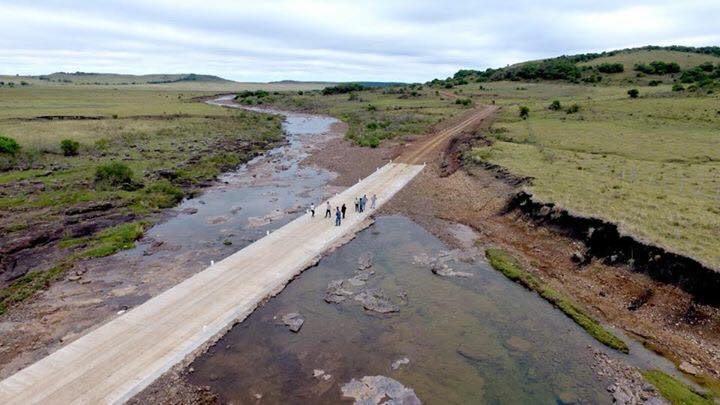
[305,106,720,382]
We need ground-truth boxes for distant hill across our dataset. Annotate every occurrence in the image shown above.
[0,73,333,92]
[435,45,720,88]
[31,72,231,85]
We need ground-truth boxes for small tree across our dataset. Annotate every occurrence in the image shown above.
[60,139,80,156]
[519,106,530,120]
[627,89,639,98]
[0,135,20,155]
[548,100,562,111]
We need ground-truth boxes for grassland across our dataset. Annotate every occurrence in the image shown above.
[485,248,629,353]
[462,81,720,269]
[263,85,471,146]
[0,84,285,312]
[642,370,714,404]
[578,49,720,82]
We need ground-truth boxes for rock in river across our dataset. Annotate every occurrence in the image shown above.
[354,289,400,314]
[281,312,304,333]
[391,357,410,370]
[357,252,373,270]
[325,280,354,303]
[341,375,421,405]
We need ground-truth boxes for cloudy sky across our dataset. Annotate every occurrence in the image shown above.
[1,0,718,82]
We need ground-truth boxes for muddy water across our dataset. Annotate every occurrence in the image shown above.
[188,216,616,404]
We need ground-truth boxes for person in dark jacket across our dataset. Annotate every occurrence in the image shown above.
[341,203,347,219]
[335,207,342,226]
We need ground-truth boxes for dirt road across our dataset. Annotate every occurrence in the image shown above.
[398,105,498,164]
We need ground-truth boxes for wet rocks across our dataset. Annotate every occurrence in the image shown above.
[247,209,285,227]
[591,348,663,404]
[180,207,198,215]
[281,312,304,333]
[357,252,373,270]
[354,289,400,314]
[391,357,410,370]
[206,214,231,225]
[430,263,473,278]
[341,375,421,405]
[143,240,165,256]
[325,280,354,304]
[413,250,477,278]
[323,253,402,314]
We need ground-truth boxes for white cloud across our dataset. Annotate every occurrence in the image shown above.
[0,0,717,82]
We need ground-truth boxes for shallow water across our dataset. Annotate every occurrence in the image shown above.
[119,98,339,268]
[189,216,617,404]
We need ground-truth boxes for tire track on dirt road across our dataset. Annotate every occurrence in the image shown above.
[399,105,499,165]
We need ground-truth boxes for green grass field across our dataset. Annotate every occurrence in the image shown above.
[462,81,720,269]
[266,85,470,146]
[578,49,720,82]
[0,85,285,310]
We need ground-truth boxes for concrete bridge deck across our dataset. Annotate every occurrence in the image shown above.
[0,162,424,404]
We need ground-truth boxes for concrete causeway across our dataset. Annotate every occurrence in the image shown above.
[0,162,424,404]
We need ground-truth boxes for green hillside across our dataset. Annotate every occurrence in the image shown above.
[440,46,720,89]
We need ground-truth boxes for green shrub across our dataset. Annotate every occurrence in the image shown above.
[648,80,662,86]
[548,100,562,111]
[672,83,685,92]
[359,135,380,148]
[455,98,472,106]
[565,104,580,114]
[322,83,365,95]
[680,67,709,83]
[60,139,80,156]
[628,88,639,98]
[0,135,21,155]
[596,62,624,73]
[94,162,135,189]
[519,106,530,119]
[634,61,681,75]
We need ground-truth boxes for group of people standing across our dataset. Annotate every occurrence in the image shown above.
[309,194,377,227]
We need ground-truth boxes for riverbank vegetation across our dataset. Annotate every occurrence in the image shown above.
[485,248,629,353]
[0,85,284,313]
[641,370,714,404]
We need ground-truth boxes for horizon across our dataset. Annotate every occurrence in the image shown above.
[1,1,719,83]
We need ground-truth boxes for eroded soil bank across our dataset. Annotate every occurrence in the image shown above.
[381,129,720,388]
